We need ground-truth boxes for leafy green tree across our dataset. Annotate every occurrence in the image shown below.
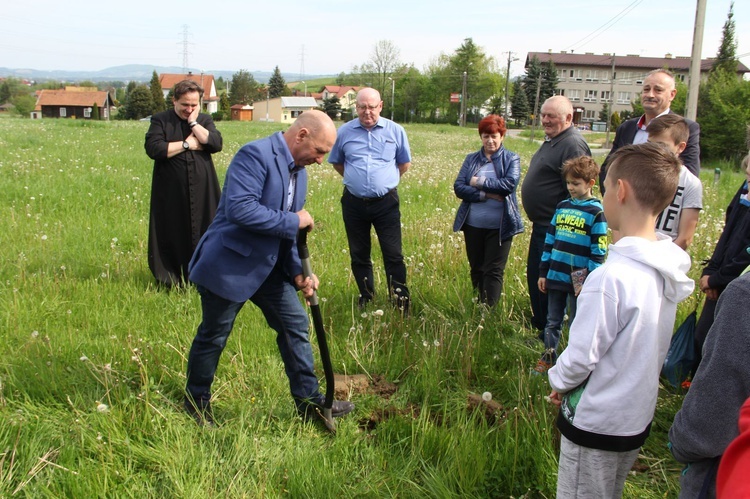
[0,81,12,104]
[510,79,529,126]
[599,102,611,124]
[698,73,750,160]
[77,80,98,88]
[149,71,166,114]
[353,40,403,98]
[92,102,100,120]
[215,76,226,92]
[486,95,504,116]
[322,95,341,120]
[541,60,558,104]
[123,85,153,120]
[11,94,36,117]
[697,1,748,160]
[611,111,621,129]
[671,78,688,116]
[397,66,430,122]
[713,1,738,75]
[630,95,644,117]
[219,92,231,117]
[268,66,287,98]
[229,70,262,105]
[523,56,544,119]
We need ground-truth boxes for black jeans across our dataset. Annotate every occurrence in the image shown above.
[462,224,513,307]
[527,223,549,330]
[341,187,409,305]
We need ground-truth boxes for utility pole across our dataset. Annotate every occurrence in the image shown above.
[605,54,616,149]
[686,0,707,121]
[504,51,517,118]
[460,71,467,127]
[530,74,542,141]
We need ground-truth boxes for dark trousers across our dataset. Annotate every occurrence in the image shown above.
[694,296,718,367]
[341,187,409,305]
[185,267,321,410]
[462,224,513,307]
[527,223,549,330]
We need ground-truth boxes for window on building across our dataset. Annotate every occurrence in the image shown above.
[557,69,567,81]
[60,107,66,117]
[601,71,610,82]
[600,91,611,102]
[585,70,599,81]
[83,107,91,118]
[584,110,597,120]
[676,74,686,82]
[584,90,597,102]
[570,69,583,81]
[554,89,565,96]
[568,89,581,101]
[619,72,633,84]
[617,91,631,104]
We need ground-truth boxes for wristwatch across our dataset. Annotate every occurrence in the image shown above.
[189,121,198,128]
[182,140,190,150]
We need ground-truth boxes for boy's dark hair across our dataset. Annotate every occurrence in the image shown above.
[562,156,600,182]
[173,80,204,100]
[646,114,689,146]
[606,142,681,215]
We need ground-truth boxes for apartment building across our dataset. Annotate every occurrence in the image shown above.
[526,51,748,124]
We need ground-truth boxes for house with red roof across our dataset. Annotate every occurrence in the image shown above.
[33,87,113,120]
[159,72,219,114]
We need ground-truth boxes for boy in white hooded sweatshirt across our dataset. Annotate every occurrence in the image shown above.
[547,142,695,498]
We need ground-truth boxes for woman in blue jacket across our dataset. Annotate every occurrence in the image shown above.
[453,115,524,307]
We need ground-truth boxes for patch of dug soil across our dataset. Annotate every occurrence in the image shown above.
[467,393,506,425]
[357,404,421,431]
[332,373,398,399]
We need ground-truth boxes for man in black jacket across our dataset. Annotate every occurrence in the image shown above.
[599,69,700,190]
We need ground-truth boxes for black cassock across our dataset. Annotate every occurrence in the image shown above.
[145,110,222,286]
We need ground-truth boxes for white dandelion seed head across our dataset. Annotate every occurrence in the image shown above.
[41,235,48,241]
[482,392,492,402]
[360,312,368,319]
[372,309,384,317]
[422,340,429,347]
[96,403,109,413]
[433,339,440,347]
[80,355,89,362]
[31,330,39,338]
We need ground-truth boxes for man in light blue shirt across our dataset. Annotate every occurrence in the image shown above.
[329,88,412,315]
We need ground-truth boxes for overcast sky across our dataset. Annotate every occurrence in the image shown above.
[2,1,748,78]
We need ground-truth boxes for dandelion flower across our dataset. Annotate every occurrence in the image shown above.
[31,330,39,338]
[80,355,89,362]
[422,340,429,347]
[96,403,109,413]
[372,309,384,317]
[482,392,492,402]
[433,339,440,347]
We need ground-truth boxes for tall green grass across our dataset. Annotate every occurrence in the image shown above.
[0,117,740,497]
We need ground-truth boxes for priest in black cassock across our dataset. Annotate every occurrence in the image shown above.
[145,79,223,287]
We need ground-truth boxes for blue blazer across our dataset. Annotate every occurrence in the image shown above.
[189,132,306,302]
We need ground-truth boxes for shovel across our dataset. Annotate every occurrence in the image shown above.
[297,228,336,432]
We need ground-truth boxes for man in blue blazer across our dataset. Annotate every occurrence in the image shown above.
[184,110,354,426]
[600,69,700,190]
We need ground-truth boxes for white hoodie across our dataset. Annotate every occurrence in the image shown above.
[548,234,694,451]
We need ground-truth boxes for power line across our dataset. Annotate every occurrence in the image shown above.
[564,0,644,52]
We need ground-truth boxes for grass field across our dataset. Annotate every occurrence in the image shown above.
[0,116,742,497]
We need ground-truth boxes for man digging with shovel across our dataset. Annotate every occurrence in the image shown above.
[184,110,354,429]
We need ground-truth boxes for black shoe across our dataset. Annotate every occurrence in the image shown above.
[184,397,217,428]
[298,399,355,422]
[358,295,372,310]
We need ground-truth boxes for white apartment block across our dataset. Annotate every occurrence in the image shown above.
[526,51,748,124]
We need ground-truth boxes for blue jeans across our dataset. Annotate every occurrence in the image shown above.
[527,223,549,330]
[341,187,409,304]
[185,267,321,409]
[543,289,577,361]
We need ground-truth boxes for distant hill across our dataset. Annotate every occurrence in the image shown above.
[0,65,334,84]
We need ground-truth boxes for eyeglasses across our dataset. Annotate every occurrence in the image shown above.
[356,103,381,111]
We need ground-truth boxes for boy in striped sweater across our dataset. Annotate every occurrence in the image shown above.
[534,156,608,374]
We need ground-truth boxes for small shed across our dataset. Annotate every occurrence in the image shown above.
[231,104,254,121]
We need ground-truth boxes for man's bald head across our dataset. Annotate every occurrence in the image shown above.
[285,110,337,166]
